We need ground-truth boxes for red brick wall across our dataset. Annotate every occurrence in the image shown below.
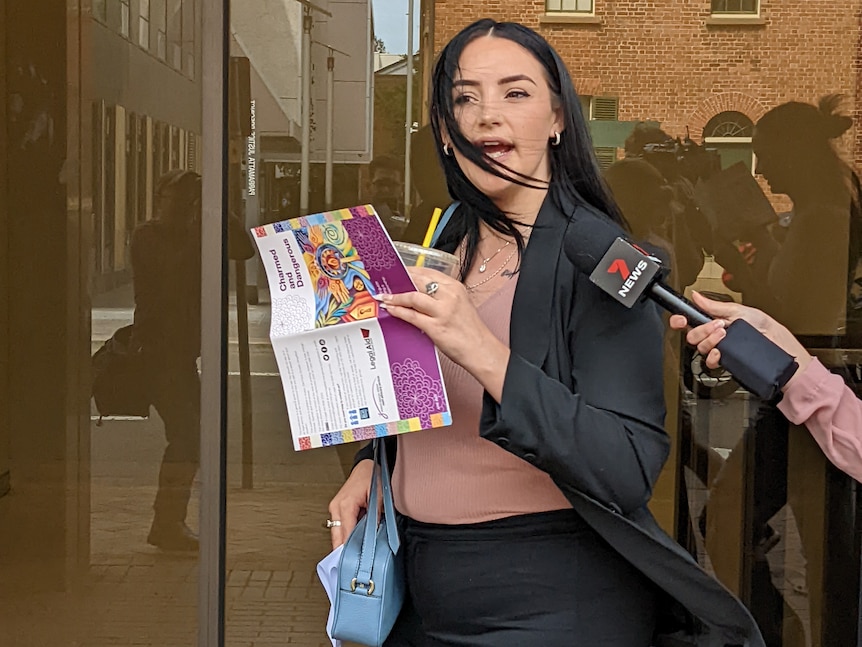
[432,1,862,169]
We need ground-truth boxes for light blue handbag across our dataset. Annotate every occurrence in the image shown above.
[331,440,404,646]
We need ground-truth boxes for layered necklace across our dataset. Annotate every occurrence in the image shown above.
[478,239,511,273]
[465,236,519,291]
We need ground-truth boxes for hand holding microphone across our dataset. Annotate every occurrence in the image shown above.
[669,293,812,387]
[564,214,799,400]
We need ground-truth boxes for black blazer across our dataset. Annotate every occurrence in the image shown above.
[360,192,765,647]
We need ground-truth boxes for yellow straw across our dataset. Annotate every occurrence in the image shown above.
[421,208,443,247]
[416,207,443,268]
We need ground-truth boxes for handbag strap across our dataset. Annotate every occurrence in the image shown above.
[378,438,400,554]
[354,439,399,588]
[430,201,460,247]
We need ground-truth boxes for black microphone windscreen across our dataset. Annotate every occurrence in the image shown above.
[564,215,625,276]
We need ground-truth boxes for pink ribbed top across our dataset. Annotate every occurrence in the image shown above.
[392,277,572,524]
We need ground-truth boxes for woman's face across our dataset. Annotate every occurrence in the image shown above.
[449,36,564,207]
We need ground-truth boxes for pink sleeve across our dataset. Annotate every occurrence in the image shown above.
[777,358,862,481]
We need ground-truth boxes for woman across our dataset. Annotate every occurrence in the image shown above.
[328,20,763,646]
[718,96,862,337]
[671,292,862,483]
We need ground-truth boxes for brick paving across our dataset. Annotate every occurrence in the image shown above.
[0,460,348,646]
[1,287,353,645]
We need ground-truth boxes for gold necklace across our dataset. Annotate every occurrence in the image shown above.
[466,247,518,291]
[477,239,511,273]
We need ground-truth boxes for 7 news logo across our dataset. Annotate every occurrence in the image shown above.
[589,238,660,307]
[608,258,651,298]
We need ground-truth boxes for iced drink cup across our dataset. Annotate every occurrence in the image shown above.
[393,241,460,278]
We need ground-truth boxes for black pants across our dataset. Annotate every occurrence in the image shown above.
[385,509,658,647]
[148,355,200,525]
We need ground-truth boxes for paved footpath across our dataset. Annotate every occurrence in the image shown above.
[1,288,361,646]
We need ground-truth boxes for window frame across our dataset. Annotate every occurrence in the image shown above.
[138,0,151,50]
[119,0,131,38]
[544,0,595,15]
[703,111,755,173]
[710,0,760,17]
[93,0,108,23]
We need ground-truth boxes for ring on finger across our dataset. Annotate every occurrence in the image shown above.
[425,281,439,297]
[324,519,342,529]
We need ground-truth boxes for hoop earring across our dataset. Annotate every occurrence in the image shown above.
[550,132,562,147]
[443,142,453,156]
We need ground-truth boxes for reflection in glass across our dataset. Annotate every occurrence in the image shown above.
[1,0,205,643]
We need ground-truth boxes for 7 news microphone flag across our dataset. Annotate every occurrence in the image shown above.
[564,215,799,401]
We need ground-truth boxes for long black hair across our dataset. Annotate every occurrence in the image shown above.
[429,19,625,279]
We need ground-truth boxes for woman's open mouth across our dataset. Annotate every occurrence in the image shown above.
[478,140,514,160]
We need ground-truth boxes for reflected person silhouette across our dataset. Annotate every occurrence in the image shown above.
[623,123,714,291]
[131,169,254,551]
[604,158,684,287]
[368,154,407,238]
[131,170,204,551]
[719,95,862,335]
[699,97,862,646]
[603,156,727,477]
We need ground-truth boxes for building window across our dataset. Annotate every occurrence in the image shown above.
[546,0,594,13]
[138,0,150,49]
[168,0,183,71]
[590,96,619,121]
[120,0,131,37]
[711,0,759,14]
[151,0,167,60]
[93,0,107,22]
[588,96,619,170]
[703,111,754,171]
[182,0,195,78]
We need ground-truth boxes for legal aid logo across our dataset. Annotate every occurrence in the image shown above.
[360,328,377,370]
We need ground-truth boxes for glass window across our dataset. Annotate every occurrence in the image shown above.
[94,0,108,22]
[138,0,150,49]
[589,97,619,169]
[703,110,755,171]
[151,0,167,60]
[1,0,210,642]
[546,0,594,12]
[711,0,759,14]
[168,0,183,70]
[182,0,195,78]
[120,0,130,37]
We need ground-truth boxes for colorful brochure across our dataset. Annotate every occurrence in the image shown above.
[252,204,452,451]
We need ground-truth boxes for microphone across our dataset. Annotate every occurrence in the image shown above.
[564,215,799,401]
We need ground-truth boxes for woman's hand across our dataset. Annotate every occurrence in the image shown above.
[327,459,374,549]
[669,291,812,380]
[378,266,510,401]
